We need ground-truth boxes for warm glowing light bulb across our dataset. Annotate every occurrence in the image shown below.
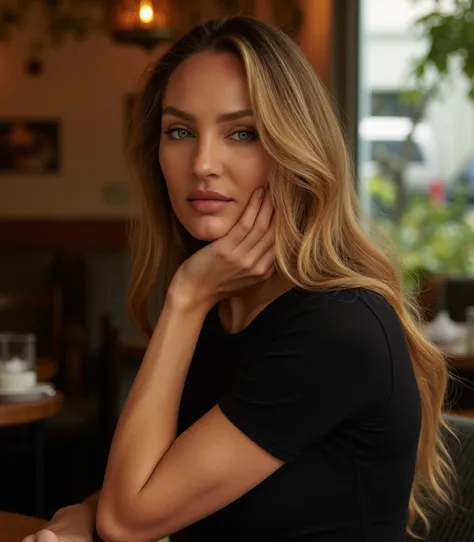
[139,0,154,24]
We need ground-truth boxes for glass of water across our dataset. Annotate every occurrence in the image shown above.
[0,333,36,392]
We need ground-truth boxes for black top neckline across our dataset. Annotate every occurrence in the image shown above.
[211,287,297,338]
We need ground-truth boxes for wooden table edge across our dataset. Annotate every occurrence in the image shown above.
[0,510,47,542]
[0,392,63,427]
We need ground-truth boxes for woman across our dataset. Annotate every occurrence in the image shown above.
[25,15,452,542]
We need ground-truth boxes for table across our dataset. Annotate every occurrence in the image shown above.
[0,511,45,542]
[0,394,63,426]
[450,408,474,418]
[423,323,474,370]
[0,393,63,517]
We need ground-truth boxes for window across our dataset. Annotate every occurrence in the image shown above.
[370,140,424,162]
[357,0,474,283]
[371,91,415,117]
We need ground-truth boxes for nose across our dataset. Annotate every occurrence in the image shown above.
[192,135,224,179]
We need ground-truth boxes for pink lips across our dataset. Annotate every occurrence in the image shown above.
[187,190,232,214]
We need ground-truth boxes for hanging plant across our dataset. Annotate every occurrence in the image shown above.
[0,0,303,75]
[0,0,107,45]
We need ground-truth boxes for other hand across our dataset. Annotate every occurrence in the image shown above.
[22,526,88,542]
[22,529,60,542]
[171,187,275,307]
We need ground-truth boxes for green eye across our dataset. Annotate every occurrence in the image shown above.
[165,128,193,139]
[231,130,258,142]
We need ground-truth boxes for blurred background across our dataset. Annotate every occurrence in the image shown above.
[0,0,473,524]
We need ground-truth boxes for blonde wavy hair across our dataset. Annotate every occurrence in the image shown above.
[126,15,454,537]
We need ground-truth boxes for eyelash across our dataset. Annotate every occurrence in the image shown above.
[163,128,259,142]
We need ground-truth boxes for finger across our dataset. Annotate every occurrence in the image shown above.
[224,187,265,245]
[245,214,275,261]
[36,530,59,542]
[21,537,35,542]
[242,238,275,277]
[262,263,276,282]
[238,189,274,251]
[253,246,276,279]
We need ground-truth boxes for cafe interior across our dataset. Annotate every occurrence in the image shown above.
[0,0,473,540]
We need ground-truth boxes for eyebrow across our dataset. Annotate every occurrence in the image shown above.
[162,106,253,123]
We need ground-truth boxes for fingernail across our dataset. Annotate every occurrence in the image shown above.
[257,188,265,198]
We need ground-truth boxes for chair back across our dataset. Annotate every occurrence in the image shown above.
[0,287,62,360]
[412,415,474,541]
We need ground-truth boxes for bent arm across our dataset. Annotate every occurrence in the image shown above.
[97,291,209,540]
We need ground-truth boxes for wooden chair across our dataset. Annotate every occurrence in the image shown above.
[0,287,94,509]
[448,408,474,419]
[93,315,121,473]
[81,315,144,491]
[0,287,63,383]
[409,415,474,541]
[0,285,91,399]
[44,315,123,502]
[445,277,474,322]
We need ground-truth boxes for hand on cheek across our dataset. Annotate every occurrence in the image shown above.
[170,188,275,308]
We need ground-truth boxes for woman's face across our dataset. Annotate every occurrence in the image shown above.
[159,51,270,241]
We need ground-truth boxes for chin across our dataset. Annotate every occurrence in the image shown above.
[184,220,232,243]
[189,230,224,242]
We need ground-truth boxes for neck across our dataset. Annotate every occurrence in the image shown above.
[219,274,293,334]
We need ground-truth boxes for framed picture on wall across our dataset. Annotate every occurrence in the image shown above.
[0,119,60,174]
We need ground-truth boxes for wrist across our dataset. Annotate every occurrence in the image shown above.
[167,275,215,314]
[49,503,94,539]
[166,287,214,317]
[55,501,94,519]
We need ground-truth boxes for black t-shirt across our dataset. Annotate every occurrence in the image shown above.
[175,287,421,542]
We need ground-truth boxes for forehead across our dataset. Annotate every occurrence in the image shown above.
[162,51,251,111]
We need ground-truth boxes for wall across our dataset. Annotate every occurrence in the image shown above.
[0,2,335,219]
[0,12,167,218]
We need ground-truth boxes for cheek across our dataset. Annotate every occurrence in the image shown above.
[245,153,270,192]
[231,148,270,193]
[159,143,173,184]
[159,144,187,201]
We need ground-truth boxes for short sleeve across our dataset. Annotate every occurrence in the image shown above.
[218,292,393,462]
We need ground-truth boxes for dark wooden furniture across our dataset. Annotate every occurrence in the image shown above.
[0,394,63,427]
[0,288,62,383]
[417,275,474,324]
[0,511,46,542]
[95,315,121,465]
[82,317,146,486]
[408,415,474,541]
[450,408,474,419]
[0,393,63,518]
[445,277,474,322]
[421,321,474,410]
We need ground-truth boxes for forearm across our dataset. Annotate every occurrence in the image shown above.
[99,291,209,509]
[83,490,101,509]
